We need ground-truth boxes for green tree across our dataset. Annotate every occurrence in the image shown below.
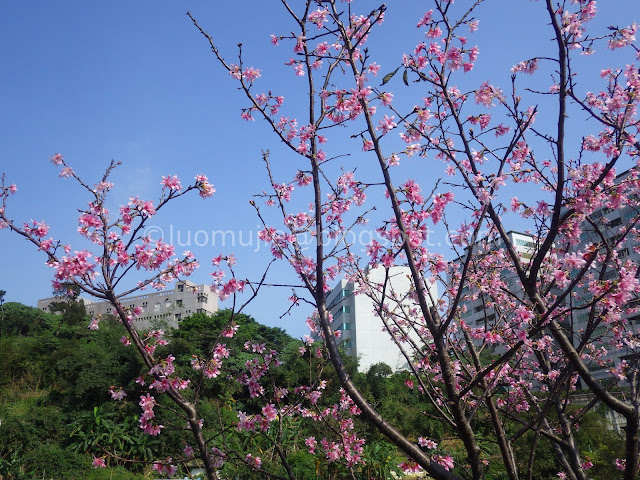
[0,302,53,337]
[47,284,89,334]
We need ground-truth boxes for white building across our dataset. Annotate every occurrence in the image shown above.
[37,294,96,313]
[37,280,218,330]
[321,266,436,373]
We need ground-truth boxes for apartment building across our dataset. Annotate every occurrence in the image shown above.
[564,168,640,383]
[452,230,537,348]
[451,170,640,386]
[37,280,218,330]
[321,265,437,373]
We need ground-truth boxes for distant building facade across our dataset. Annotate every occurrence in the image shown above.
[37,280,218,330]
[563,168,640,384]
[37,294,96,313]
[321,266,436,373]
[452,230,537,351]
[451,175,640,386]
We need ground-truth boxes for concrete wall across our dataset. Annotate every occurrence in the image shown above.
[37,280,218,331]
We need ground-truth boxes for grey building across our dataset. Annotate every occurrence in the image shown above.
[451,230,537,353]
[563,168,640,384]
[37,280,218,330]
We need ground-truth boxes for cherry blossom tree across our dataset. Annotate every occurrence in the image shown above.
[0,158,240,479]
[2,0,640,479]
[0,159,380,479]
[187,0,640,479]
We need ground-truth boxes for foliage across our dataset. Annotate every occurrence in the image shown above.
[0,304,630,480]
[47,290,90,332]
[0,301,54,337]
[69,406,157,469]
[184,0,640,477]
[16,444,88,480]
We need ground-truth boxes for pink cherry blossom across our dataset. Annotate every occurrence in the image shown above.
[49,153,64,165]
[161,174,182,191]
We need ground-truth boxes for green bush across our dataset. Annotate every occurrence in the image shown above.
[84,465,148,480]
[18,443,87,480]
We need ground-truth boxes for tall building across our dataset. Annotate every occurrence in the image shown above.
[37,280,218,330]
[451,170,640,386]
[452,230,536,348]
[322,265,436,373]
[564,168,640,384]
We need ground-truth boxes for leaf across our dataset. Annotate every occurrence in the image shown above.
[381,67,400,86]
[402,69,409,86]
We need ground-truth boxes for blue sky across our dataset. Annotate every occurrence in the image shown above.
[1,1,637,338]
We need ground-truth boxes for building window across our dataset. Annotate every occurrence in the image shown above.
[342,289,351,297]
[627,298,640,309]
[175,313,182,321]
[515,238,535,248]
[609,217,622,228]
[574,294,594,306]
[197,294,208,304]
[177,284,184,293]
[625,210,637,223]
[342,323,351,330]
[628,314,640,324]
[475,313,496,326]
[176,299,183,307]
[341,306,350,313]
